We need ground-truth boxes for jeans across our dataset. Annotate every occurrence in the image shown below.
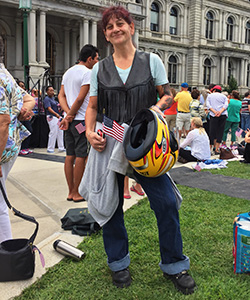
[241,114,250,138]
[102,172,190,275]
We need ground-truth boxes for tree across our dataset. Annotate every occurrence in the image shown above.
[223,76,238,94]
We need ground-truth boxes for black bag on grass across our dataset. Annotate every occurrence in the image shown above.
[0,181,39,282]
[61,208,101,236]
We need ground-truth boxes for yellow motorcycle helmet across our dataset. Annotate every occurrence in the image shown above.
[123,108,178,177]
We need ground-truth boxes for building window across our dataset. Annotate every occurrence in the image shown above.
[247,64,250,86]
[245,21,250,44]
[150,2,159,32]
[203,58,211,85]
[226,17,234,41]
[168,55,177,83]
[170,7,178,35]
[205,11,214,39]
[46,32,55,75]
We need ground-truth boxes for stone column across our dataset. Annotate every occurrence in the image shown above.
[83,19,89,45]
[91,20,97,47]
[71,29,78,65]
[79,20,83,50]
[39,11,46,64]
[182,53,186,83]
[220,56,225,85]
[240,59,245,86]
[15,19,22,66]
[28,9,37,63]
[133,28,139,49]
[106,44,111,56]
[225,56,229,84]
[64,27,70,70]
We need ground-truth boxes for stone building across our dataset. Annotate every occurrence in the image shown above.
[0,0,250,93]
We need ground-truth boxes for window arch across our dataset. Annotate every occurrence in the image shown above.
[170,7,178,35]
[205,11,214,39]
[168,55,177,83]
[245,21,250,44]
[150,2,159,32]
[203,58,212,85]
[226,16,234,41]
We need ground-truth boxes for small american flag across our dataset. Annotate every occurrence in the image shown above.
[102,115,124,143]
[235,128,243,137]
[57,117,63,126]
[75,121,86,134]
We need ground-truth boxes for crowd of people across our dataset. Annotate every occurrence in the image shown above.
[1,4,250,296]
[168,82,250,163]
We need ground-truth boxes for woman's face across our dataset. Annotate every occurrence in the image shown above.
[104,16,134,46]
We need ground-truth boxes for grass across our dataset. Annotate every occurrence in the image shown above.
[201,161,250,180]
[15,163,250,300]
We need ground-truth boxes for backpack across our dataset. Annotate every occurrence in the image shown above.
[61,208,101,236]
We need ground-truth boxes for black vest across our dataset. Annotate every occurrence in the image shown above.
[97,51,157,124]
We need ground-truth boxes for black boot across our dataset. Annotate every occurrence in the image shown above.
[112,268,132,288]
[164,270,196,295]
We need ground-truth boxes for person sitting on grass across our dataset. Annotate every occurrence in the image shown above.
[240,129,250,164]
[178,117,211,163]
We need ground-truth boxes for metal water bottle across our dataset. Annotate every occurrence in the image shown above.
[53,239,86,261]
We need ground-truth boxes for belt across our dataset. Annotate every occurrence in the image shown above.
[178,111,190,113]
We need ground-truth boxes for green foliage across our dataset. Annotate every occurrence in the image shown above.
[223,76,238,94]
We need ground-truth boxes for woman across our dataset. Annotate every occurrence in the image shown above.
[178,117,211,163]
[0,63,35,243]
[222,90,242,148]
[206,85,228,155]
[164,87,177,131]
[82,6,196,294]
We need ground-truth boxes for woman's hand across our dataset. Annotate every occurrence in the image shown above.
[18,107,34,121]
[87,131,106,152]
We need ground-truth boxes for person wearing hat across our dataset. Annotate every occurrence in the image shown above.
[174,82,192,138]
[206,85,228,155]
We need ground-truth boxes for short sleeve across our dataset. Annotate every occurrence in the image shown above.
[81,69,91,87]
[149,53,168,86]
[0,83,9,114]
[89,62,99,97]
[43,97,50,109]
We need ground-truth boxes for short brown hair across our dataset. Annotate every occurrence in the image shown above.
[102,6,133,31]
[191,89,200,99]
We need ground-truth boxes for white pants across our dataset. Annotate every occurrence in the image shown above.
[47,116,65,152]
[0,154,18,243]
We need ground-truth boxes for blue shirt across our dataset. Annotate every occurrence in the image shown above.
[43,96,60,117]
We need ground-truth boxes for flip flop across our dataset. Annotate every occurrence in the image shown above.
[130,185,145,196]
[73,198,86,203]
[67,198,73,201]
[124,194,131,199]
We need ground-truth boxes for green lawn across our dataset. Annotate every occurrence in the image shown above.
[201,161,250,180]
[15,163,250,300]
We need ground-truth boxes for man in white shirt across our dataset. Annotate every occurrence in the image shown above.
[59,44,99,202]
